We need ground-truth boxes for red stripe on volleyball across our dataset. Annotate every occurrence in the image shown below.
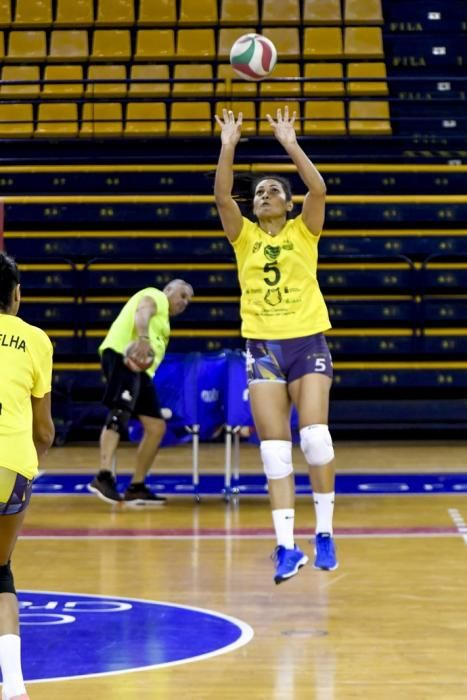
[257,37,273,72]
[234,63,263,80]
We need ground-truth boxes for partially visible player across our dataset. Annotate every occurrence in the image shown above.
[0,252,55,700]
[88,279,193,506]
[214,106,338,584]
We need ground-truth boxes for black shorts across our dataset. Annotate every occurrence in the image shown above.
[101,349,163,419]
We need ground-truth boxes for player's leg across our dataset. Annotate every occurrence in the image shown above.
[89,350,140,504]
[0,469,33,700]
[247,339,308,584]
[288,370,338,571]
[123,376,167,507]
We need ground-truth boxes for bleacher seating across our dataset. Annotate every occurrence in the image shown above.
[0,1,465,437]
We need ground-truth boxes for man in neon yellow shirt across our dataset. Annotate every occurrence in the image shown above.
[0,252,54,700]
[88,279,193,506]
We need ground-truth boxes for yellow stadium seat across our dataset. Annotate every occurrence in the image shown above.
[135,29,175,60]
[347,62,388,95]
[129,64,170,97]
[0,66,40,98]
[303,0,341,24]
[0,1,11,28]
[42,65,84,98]
[259,101,301,135]
[96,0,134,26]
[344,27,384,58]
[55,0,94,27]
[215,101,256,134]
[49,30,88,61]
[304,63,344,96]
[14,0,52,27]
[91,30,131,61]
[81,103,123,137]
[138,0,176,25]
[36,103,79,137]
[216,63,257,96]
[0,103,33,136]
[218,27,255,59]
[86,65,127,97]
[49,29,89,63]
[345,0,383,24]
[220,0,258,25]
[0,31,5,58]
[170,102,212,135]
[179,0,217,25]
[173,64,213,97]
[303,100,346,134]
[7,30,46,62]
[176,29,215,59]
[261,0,299,25]
[303,28,343,59]
[260,63,301,96]
[125,102,167,136]
[262,28,300,59]
[348,100,391,134]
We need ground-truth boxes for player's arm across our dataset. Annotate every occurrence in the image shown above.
[214,109,244,242]
[31,393,55,457]
[267,106,326,236]
[133,296,156,359]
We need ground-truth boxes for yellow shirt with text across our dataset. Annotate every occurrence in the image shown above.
[231,215,331,339]
[0,314,53,479]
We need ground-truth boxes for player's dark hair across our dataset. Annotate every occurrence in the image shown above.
[0,252,20,311]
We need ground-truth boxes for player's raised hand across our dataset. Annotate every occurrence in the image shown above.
[215,109,243,146]
[266,106,298,146]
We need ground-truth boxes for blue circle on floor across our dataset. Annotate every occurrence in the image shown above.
[19,591,254,682]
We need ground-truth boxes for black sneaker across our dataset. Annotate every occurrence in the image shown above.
[87,470,122,504]
[123,483,167,507]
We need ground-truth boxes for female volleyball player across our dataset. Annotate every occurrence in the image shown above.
[214,106,338,584]
[0,252,55,699]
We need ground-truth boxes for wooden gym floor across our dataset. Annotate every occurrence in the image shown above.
[14,441,467,699]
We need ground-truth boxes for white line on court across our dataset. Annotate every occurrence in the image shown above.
[448,508,467,545]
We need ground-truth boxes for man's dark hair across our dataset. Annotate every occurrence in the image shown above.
[0,252,19,311]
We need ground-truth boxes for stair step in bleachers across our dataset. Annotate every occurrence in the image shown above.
[0,165,466,195]
[5,195,467,226]
[6,229,467,262]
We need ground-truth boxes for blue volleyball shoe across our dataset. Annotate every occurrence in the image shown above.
[272,544,309,585]
[314,533,338,570]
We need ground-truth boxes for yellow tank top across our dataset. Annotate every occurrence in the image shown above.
[231,215,331,339]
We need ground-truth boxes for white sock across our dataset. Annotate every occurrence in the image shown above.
[272,508,295,549]
[313,492,335,534]
[0,634,26,699]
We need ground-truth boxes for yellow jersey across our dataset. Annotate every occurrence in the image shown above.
[99,287,170,377]
[0,314,53,479]
[231,215,331,339]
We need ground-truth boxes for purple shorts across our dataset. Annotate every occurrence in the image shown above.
[0,468,33,516]
[246,333,333,385]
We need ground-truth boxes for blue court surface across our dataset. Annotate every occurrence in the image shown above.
[33,472,467,496]
[19,591,253,682]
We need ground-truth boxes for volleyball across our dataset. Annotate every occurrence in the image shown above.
[229,33,277,81]
[124,341,155,372]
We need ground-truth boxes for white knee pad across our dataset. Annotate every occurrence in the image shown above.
[260,440,293,480]
[300,424,334,467]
